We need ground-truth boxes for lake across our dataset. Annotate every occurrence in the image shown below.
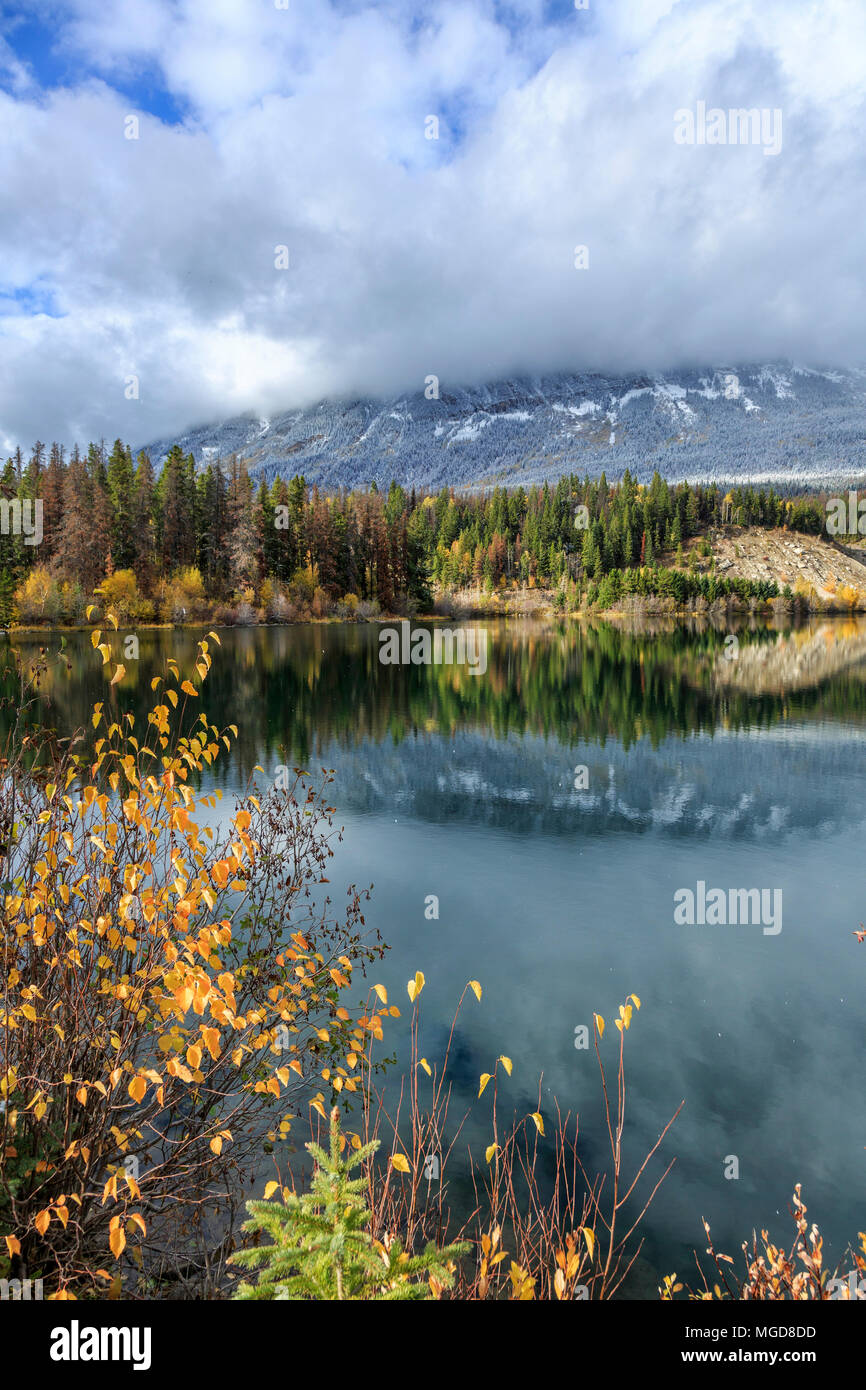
[9,616,866,1294]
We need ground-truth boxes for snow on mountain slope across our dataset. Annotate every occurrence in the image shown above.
[141,363,866,490]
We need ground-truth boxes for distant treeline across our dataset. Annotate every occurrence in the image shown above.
[0,438,831,623]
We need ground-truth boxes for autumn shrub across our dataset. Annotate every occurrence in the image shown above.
[156,566,208,623]
[258,581,293,623]
[837,583,861,612]
[234,600,256,626]
[13,567,64,625]
[794,576,820,609]
[337,593,360,620]
[0,624,387,1297]
[258,579,275,615]
[264,975,681,1301]
[662,1190,866,1301]
[311,586,331,619]
[287,568,316,610]
[95,570,143,625]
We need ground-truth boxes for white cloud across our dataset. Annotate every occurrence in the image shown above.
[0,0,864,449]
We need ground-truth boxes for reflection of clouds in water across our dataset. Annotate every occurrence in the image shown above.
[319,726,866,842]
[328,727,866,1278]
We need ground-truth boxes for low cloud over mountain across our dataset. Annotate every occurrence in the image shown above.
[1,1,865,452]
[142,363,866,490]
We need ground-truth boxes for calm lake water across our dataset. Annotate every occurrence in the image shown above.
[10,617,866,1294]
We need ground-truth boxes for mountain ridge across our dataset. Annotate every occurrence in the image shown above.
[140,362,866,491]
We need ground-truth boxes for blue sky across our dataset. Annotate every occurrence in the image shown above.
[0,0,864,450]
[1,3,194,123]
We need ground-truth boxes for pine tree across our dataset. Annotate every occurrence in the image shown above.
[405,506,432,611]
[157,445,196,572]
[132,450,157,589]
[107,439,137,571]
[41,443,65,563]
[231,1108,467,1300]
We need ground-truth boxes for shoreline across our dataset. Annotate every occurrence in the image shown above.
[4,602,859,636]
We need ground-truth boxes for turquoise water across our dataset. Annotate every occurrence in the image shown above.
[11,617,866,1289]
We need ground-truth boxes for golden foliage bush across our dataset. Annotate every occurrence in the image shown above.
[0,622,384,1297]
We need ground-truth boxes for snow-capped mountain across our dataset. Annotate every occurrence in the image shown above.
[141,363,866,490]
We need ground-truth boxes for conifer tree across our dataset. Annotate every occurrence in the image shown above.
[107,438,137,570]
[232,1108,467,1301]
[132,450,157,588]
[156,445,196,571]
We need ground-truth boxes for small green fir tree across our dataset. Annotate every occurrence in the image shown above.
[232,1108,468,1300]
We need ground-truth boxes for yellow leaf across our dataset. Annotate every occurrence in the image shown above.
[469,980,482,1002]
[373,984,388,1005]
[128,1076,146,1104]
[34,1209,51,1236]
[109,1223,126,1259]
[582,1227,596,1261]
[407,970,425,1003]
[263,1181,279,1200]
[390,1153,410,1173]
[630,994,641,1011]
[418,1058,431,1076]
[181,681,198,697]
[530,1111,545,1136]
[478,1072,492,1097]
[166,689,178,708]
[485,1144,498,1164]
[4,1236,21,1257]
[210,1136,223,1155]
[498,1055,513,1076]
[110,664,126,687]
[90,629,101,648]
[595,1013,605,1038]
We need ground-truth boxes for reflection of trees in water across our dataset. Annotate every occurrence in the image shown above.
[4,620,866,779]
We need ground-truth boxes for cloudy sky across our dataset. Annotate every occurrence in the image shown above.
[0,0,864,452]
